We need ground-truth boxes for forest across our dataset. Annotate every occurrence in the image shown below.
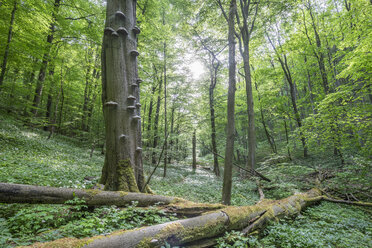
[0,0,371,247]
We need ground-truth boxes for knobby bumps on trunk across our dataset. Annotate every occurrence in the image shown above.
[100,0,147,193]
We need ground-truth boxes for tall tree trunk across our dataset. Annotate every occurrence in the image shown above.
[99,0,146,192]
[44,66,55,131]
[23,70,35,116]
[283,118,292,160]
[31,0,60,116]
[48,63,64,139]
[57,80,64,132]
[307,3,329,95]
[163,40,168,178]
[267,34,308,158]
[237,0,259,171]
[221,0,237,205]
[209,81,220,176]
[81,48,93,131]
[168,105,175,163]
[192,129,197,171]
[303,4,329,95]
[0,0,17,90]
[152,74,162,165]
[253,68,277,154]
[304,56,317,115]
[194,31,222,177]
[146,79,156,146]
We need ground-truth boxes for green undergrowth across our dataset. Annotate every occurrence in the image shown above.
[216,201,372,248]
[144,161,259,206]
[0,114,103,188]
[0,113,371,247]
[0,201,177,247]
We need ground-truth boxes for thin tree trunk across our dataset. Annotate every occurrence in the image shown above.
[304,56,317,115]
[253,69,276,154]
[283,118,292,160]
[221,0,237,205]
[168,105,175,163]
[31,0,60,116]
[146,80,156,146]
[267,34,308,157]
[44,66,55,131]
[0,0,17,90]
[163,39,168,178]
[193,30,222,177]
[81,48,93,131]
[23,70,35,116]
[48,63,64,139]
[57,80,64,132]
[303,5,329,95]
[152,74,162,165]
[210,83,220,176]
[235,0,259,172]
[192,129,197,171]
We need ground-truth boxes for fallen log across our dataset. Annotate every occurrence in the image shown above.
[23,189,323,248]
[0,182,182,207]
[0,183,224,214]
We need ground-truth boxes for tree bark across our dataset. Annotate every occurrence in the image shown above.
[236,0,259,171]
[99,0,146,192]
[146,79,156,145]
[0,0,17,90]
[163,39,168,178]
[44,66,55,131]
[221,0,237,206]
[21,189,325,248]
[192,129,197,171]
[152,68,163,165]
[0,183,182,207]
[82,46,97,132]
[304,56,317,115]
[168,105,175,163]
[209,80,220,176]
[48,63,64,139]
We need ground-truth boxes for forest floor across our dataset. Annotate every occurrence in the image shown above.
[0,113,371,247]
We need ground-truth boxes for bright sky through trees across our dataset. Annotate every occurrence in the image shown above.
[189,60,206,80]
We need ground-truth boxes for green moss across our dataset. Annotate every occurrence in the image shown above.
[83,189,101,196]
[118,191,129,197]
[117,159,140,193]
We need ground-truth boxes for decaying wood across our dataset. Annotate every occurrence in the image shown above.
[22,189,325,248]
[4,183,371,248]
[0,182,178,207]
[0,183,224,214]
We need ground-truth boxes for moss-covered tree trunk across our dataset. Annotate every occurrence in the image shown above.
[22,189,327,248]
[99,0,146,192]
